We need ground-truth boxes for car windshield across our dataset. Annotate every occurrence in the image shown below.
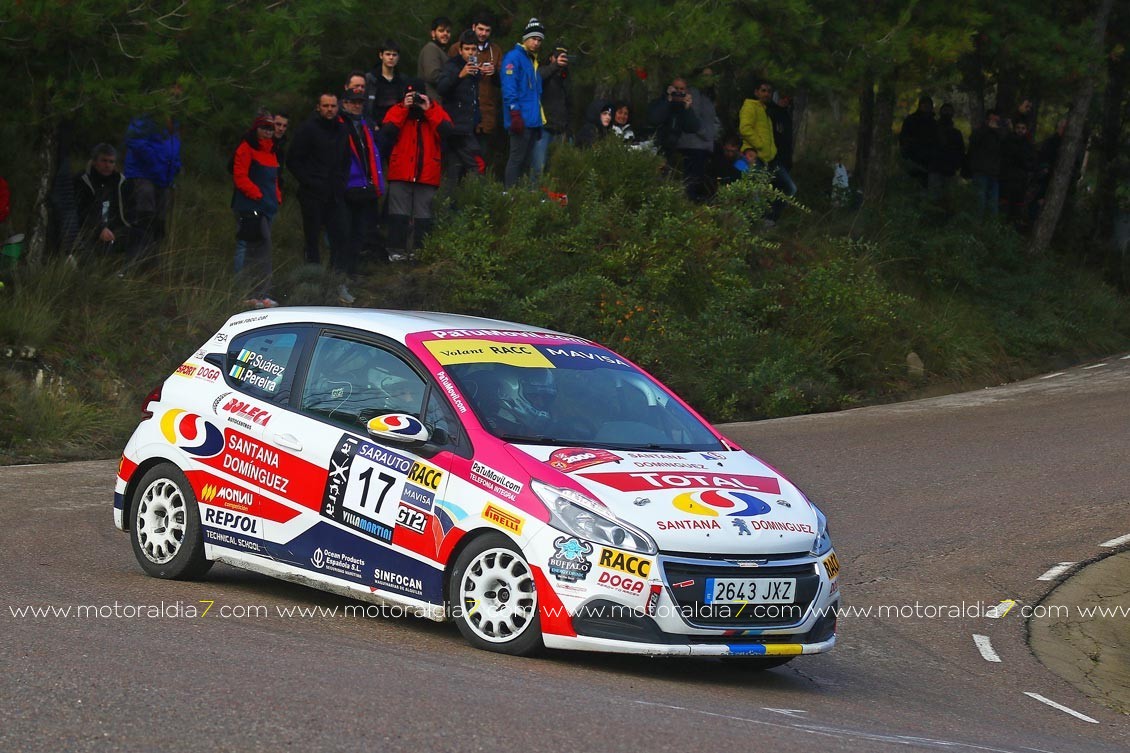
[444,359,724,451]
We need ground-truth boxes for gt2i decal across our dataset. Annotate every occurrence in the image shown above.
[396,504,429,533]
[321,434,415,544]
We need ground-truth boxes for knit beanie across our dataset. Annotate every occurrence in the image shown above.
[522,18,546,41]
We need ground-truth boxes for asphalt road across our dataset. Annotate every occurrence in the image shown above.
[2,356,1129,752]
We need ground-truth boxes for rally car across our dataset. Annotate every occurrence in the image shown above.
[115,309,839,662]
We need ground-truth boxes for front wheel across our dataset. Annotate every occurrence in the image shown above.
[450,533,542,655]
[129,464,212,580]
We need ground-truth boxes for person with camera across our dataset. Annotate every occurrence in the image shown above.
[379,79,452,262]
[532,46,571,178]
[438,30,485,185]
[449,13,504,172]
[647,77,702,166]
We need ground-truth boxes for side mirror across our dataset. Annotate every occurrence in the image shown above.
[366,413,431,444]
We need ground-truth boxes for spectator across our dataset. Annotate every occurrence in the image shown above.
[671,76,719,201]
[272,112,289,197]
[380,82,453,262]
[576,102,613,147]
[1011,98,1036,141]
[437,30,485,185]
[364,40,408,131]
[337,88,384,301]
[418,17,453,103]
[928,102,965,202]
[501,18,546,188]
[648,77,701,164]
[231,113,282,308]
[739,79,796,221]
[72,143,131,259]
[999,117,1036,228]
[288,92,347,266]
[611,101,636,143]
[346,71,367,95]
[451,13,503,172]
[965,109,1003,215]
[533,46,571,176]
[899,95,936,188]
[766,92,794,171]
[122,105,181,268]
[712,135,749,188]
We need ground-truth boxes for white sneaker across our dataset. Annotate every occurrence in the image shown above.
[338,285,355,304]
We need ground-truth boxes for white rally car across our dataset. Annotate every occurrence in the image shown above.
[115,309,840,663]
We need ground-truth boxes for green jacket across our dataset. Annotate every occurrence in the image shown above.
[738,98,776,163]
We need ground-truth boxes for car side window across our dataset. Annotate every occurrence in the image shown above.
[225,328,303,403]
[300,335,427,431]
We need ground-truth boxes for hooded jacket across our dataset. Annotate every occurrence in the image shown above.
[674,87,718,153]
[74,166,131,236]
[738,98,776,162]
[123,116,181,187]
[449,39,503,133]
[231,134,281,216]
[501,43,543,129]
[381,102,453,186]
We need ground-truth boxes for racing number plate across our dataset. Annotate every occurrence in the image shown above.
[704,577,796,605]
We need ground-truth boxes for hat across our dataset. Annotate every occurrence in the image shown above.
[342,88,366,102]
[522,18,545,41]
[600,104,614,115]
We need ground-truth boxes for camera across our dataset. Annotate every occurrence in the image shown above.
[469,54,479,66]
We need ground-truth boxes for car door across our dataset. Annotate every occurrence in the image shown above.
[195,324,311,561]
[261,329,460,605]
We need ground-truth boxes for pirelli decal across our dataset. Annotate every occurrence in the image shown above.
[481,503,524,536]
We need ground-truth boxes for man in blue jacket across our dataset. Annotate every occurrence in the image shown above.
[501,18,546,188]
[123,108,181,269]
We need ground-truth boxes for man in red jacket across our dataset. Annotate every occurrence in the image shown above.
[380,81,452,262]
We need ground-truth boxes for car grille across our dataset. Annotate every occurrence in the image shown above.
[661,559,820,628]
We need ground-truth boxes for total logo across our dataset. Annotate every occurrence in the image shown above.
[311,548,326,569]
[160,409,225,458]
[673,490,772,517]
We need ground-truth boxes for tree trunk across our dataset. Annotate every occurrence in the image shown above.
[1029,0,1115,256]
[792,89,809,162]
[26,129,55,268]
[1092,42,1127,250]
[862,78,895,206]
[855,70,875,179]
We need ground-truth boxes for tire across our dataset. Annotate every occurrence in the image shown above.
[449,533,542,655]
[129,464,212,580]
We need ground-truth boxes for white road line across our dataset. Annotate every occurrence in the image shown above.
[1082,363,1107,370]
[633,700,1054,752]
[973,634,1002,662]
[1023,692,1098,723]
[1100,533,1130,548]
[986,600,1016,618]
[762,708,808,718]
[1039,372,1065,379]
[1037,562,1074,581]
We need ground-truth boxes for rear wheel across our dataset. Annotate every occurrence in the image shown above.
[450,533,542,655]
[130,464,212,579]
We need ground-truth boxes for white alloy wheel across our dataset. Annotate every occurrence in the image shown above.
[135,477,187,564]
[451,535,542,654]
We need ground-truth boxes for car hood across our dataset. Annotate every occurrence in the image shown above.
[510,445,820,555]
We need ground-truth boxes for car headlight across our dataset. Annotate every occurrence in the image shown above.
[810,504,832,556]
[532,479,657,555]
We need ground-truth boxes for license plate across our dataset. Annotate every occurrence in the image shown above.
[704,577,796,605]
